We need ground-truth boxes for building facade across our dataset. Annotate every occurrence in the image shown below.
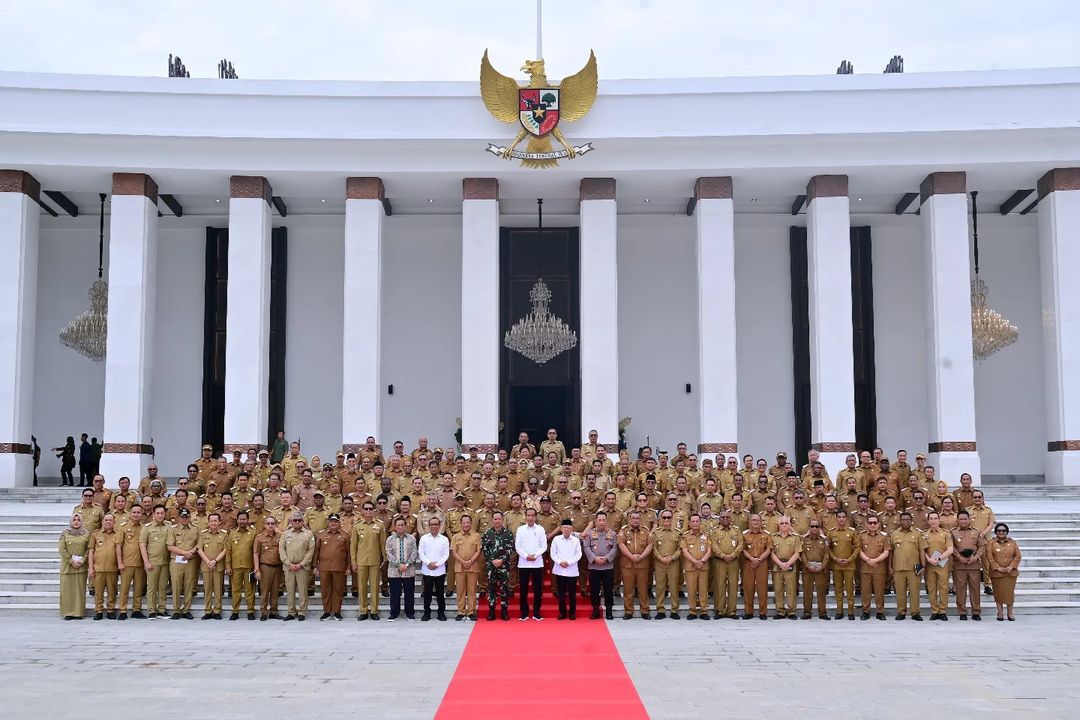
[0,67,1079,485]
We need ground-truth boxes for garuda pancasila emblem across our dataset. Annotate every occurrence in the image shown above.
[481,49,597,169]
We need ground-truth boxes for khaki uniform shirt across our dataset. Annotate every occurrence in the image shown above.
[742,529,772,561]
[226,526,257,570]
[800,534,829,569]
[197,529,229,569]
[827,527,860,566]
[617,526,652,569]
[709,526,744,562]
[680,531,711,569]
[140,521,172,565]
[772,533,803,566]
[119,521,145,567]
[889,528,927,572]
[90,529,121,572]
[279,527,315,568]
[350,519,386,566]
[859,531,890,574]
[168,524,201,562]
[315,529,350,572]
[451,532,481,573]
[256,531,282,565]
[304,506,331,534]
[651,527,683,563]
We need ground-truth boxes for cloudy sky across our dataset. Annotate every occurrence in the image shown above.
[1,0,1077,81]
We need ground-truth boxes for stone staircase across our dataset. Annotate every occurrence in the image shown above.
[1,487,1079,614]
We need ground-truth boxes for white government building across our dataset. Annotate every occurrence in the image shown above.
[1,62,1079,488]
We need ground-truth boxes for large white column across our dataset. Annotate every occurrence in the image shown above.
[100,173,159,484]
[805,175,856,477]
[342,178,384,454]
[693,177,738,458]
[461,178,500,453]
[579,178,619,452]
[1038,168,1080,485]
[0,170,40,487]
[920,172,981,485]
[223,176,273,454]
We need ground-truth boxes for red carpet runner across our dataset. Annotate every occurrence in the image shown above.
[435,577,650,719]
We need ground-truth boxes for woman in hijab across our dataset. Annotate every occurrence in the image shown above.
[58,513,90,619]
[988,522,1022,621]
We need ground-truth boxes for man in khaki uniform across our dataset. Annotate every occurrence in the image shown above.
[650,510,682,619]
[890,512,928,620]
[828,510,860,619]
[450,514,482,620]
[88,513,122,619]
[710,510,744,619]
[139,504,171,617]
[315,514,350,620]
[194,444,216,485]
[350,501,387,620]
[166,509,200,619]
[279,513,315,621]
[951,509,986,620]
[924,510,954,621]
[680,514,711,619]
[742,514,772,620]
[800,520,830,620]
[197,512,229,619]
[226,511,258,620]
[254,516,283,620]
[770,517,802,619]
[617,510,653,619]
[539,428,567,464]
[859,516,890,619]
[74,488,105,538]
[116,504,146,619]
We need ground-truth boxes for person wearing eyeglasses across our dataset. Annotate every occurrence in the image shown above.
[651,509,683,619]
[858,515,890,620]
[278,512,315,621]
[254,516,283,620]
[800,521,830,620]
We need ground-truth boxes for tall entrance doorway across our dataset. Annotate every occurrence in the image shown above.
[499,225,580,452]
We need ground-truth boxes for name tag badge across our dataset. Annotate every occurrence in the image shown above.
[732,539,737,548]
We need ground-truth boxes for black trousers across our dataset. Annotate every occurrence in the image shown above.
[589,569,614,610]
[518,567,544,618]
[388,577,415,618]
[422,575,446,613]
[78,462,91,486]
[555,575,578,616]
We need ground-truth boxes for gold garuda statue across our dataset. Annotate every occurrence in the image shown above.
[480,49,598,169]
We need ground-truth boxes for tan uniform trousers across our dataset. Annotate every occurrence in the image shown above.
[203,569,225,614]
[92,571,118,613]
[684,567,708,613]
[926,565,949,615]
[147,564,169,614]
[622,566,650,614]
[801,569,828,616]
[742,561,769,616]
[259,564,282,614]
[118,565,145,613]
[170,561,197,613]
[654,561,680,613]
[711,559,740,616]
[861,570,886,613]
[833,567,856,615]
[455,571,479,616]
[284,566,310,616]
[231,569,255,614]
[894,569,921,615]
[357,564,381,615]
[953,567,982,614]
[773,568,798,616]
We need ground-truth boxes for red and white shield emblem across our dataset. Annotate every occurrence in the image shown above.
[519,88,560,137]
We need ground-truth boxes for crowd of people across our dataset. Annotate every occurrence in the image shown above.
[58,430,1023,625]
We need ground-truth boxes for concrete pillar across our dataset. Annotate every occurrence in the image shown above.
[223,176,272,454]
[0,170,40,487]
[579,178,619,453]
[461,178,499,453]
[920,172,981,485]
[1038,168,1080,485]
[342,177,384,454]
[693,177,738,458]
[100,173,159,484]
[805,175,856,477]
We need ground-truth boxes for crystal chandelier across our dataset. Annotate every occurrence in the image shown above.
[59,193,109,362]
[503,199,578,365]
[969,191,1018,361]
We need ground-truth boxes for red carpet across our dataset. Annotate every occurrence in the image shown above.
[435,575,650,719]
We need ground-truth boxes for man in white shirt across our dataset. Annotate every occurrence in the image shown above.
[418,517,450,621]
[550,519,582,620]
[515,507,548,620]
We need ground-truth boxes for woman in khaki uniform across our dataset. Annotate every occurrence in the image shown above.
[988,523,1022,621]
[58,513,90,619]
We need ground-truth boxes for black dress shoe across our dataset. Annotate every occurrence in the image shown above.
[655,611,666,620]
[605,610,614,620]
[941,614,949,621]
[358,613,369,621]
[972,614,982,621]
[557,612,567,620]
[912,614,923,621]
[201,613,209,620]
[642,613,651,620]
[260,614,268,621]
[591,609,601,620]
[569,612,576,620]
[283,614,295,621]
[861,612,870,620]
[623,613,633,620]
[248,613,256,620]
[269,614,281,620]
[297,615,305,621]
[93,613,103,621]
[230,613,240,621]
[437,612,447,621]
[670,612,680,620]
[802,613,812,620]
[421,612,431,621]
[105,611,116,619]
[202,614,213,620]
[487,608,496,621]
[834,613,844,620]
[743,613,754,620]
[334,613,343,621]
[320,613,331,621]
[876,613,886,620]
[147,613,158,619]
[848,614,855,620]
[117,613,127,621]
[686,613,697,620]
[772,614,784,620]
[959,613,968,620]
[171,613,182,620]
[759,614,768,621]
[370,613,379,621]
[700,614,710,621]
[819,614,830,620]
[131,611,146,619]
[469,613,478,621]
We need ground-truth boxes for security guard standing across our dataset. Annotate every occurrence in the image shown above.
[166,508,200,619]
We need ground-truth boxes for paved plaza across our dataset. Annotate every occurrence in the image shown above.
[0,614,1076,719]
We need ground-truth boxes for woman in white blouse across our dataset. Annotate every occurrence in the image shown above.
[550,519,583,620]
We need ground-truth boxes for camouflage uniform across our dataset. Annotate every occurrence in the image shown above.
[481,526,515,609]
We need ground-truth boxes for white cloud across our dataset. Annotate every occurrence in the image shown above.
[0,0,1077,80]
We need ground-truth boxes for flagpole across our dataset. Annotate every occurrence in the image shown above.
[536,0,543,60]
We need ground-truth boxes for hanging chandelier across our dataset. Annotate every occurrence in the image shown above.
[969,190,1018,361]
[59,193,109,362]
[503,199,578,365]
